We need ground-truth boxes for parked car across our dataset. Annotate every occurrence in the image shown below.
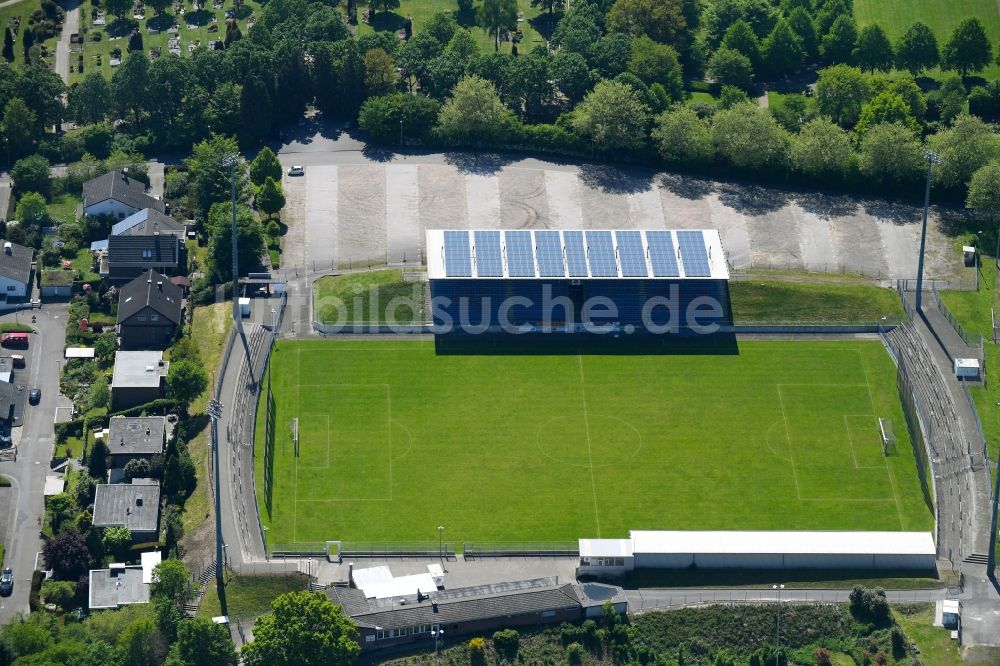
[10,354,24,368]
[28,388,40,405]
[1,333,28,349]
[0,568,13,596]
[287,165,305,176]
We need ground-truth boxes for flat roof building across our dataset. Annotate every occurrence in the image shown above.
[93,480,161,541]
[111,351,169,409]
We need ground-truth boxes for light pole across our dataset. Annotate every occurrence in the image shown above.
[208,398,227,616]
[915,150,942,311]
[399,119,403,145]
[772,584,784,666]
[432,627,445,664]
[222,152,255,385]
[437,525,445,571]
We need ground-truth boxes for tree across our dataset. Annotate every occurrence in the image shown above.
[589,33,632,79]
[711,102,791,171]
[102,526,132,559]
[763,19,806,79]
[936,74,968,124]
[123,458,152,481]
[1,98,38,161]
[552,7,601,54]
[927,113,1000,189]
[942,17,992,77]
[628,36,683,100]
[239,77,274,147]
[791,118,853,181]
[709,47,754,90]
[652,106,713,166]
[42,528,90,579]
[363,48,397,97]
[396,32,443,90]
[436,76,521,144]
[721,20,761,70]
[478,0,517,52]
[249,147,282,187]
[606,0,689,49]
[242,591,361,666]
[256,177,286,218]
[167,618,239,666]
[967,161,1000,221]
[166,359,210,405]
[111,51,149,125]
[186,134,246,223]
[969,81,1000,122]
[887,78,927,124]
[118,619,168,666]
[14,191,48,226]
[147,0,170,14]
[304,6,350,42]
[786,7,818,60]
[68,72,111,125]
[424,12,459,44]
[19,64,66,127]
[151,559,195,610]
[815,64,873,127]
[895,22,938,75]
[854,24,894,72]
[855,91,920,137]
[821,14,857,65]
[41,580,77,610]
[550,51,593,104]
[369,0,400,15]
[508,50,554,117]
[11,154,51,198]
[359,93,441,144]
[447,29,480,63]
[105,0,131,18]
[206,202,265,280]
[572,80,651,153]
[858,121,925,184]
[88,435,109,479]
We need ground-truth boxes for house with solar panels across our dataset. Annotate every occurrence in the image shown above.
[425,230,731,335]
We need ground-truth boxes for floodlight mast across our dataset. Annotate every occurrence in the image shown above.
[207,398,228,616]
[914,150,941,311]
[222,152,255,386]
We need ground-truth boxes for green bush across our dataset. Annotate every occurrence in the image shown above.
[566,642,585,666]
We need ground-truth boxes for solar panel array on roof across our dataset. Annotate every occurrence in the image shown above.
[586,231,618,277]
[535,231,565,277]
[646,231,679,277]
[615,231,647,277]
[505,231,535,277]
[563,231,589,277]
[474,231,503,277]
[443,231,472,277]
[676,230,711,277]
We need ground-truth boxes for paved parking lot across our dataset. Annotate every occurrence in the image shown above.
[280,150,960,281]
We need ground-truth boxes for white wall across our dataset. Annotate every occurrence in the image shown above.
[0,274,28,299]
[85,199,139,220]
[633,552,937,570]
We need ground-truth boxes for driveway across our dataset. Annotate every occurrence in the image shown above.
[0,304,68,624]
[276,129,960,283]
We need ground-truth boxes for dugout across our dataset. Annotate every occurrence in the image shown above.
[426,230,732,335]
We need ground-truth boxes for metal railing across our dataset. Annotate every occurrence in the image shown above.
[464,542,578,558]
[932,285,976,347]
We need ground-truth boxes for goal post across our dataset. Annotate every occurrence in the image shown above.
[292,418,299,457]
[878,417,896,456]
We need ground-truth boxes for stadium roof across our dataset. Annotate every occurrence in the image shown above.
[426,229,729,280]
[628,531,936,556]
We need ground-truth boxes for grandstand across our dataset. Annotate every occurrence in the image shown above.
[426,230,732,334]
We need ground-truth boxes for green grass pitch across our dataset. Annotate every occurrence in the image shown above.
[254,339,934,550]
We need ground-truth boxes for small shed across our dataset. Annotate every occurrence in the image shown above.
[65,347,96,360]
[41,270,74,298]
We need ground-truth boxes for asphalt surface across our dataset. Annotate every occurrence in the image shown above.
[0,304,68,624]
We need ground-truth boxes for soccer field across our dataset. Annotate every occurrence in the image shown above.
[254,339,934,550]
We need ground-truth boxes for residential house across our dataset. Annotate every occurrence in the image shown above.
[0,241,33,302]
[92,479,161,543]
[111,351,169,409]
[103,235,183,282]
[117,271,183,350]
[88,550,162,610]
[106,416,167,481]
[90,208,186,252]
[83,170,165,220]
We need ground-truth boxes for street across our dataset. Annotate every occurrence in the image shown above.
[0,304,68,624]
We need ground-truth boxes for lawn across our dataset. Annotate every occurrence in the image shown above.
[313,269,425,325]
[197,573,307,619]
[255,338,933,551]
[0,0,61,70]
[854,0,1000,80]
[357,0,549,57]
[730,279,905,324]
[71,246,101,282]
[46,193,81,226]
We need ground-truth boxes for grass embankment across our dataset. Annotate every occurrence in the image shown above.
[181,302,233,533]
[197,573,307,620]
[730,277,905,324]
[313,269,425,325]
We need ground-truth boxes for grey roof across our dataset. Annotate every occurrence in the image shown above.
[117,270,183,325]
[92,482,160,532]
[89,566,150,609]
[341,578,581,630]
[328,586,373,617]
[107,416,166,456]
[574,582,629,609]
[112,208,185,237]
[107,235,179,266]
[112,351,169,389]
[0,241,33,285]
[83,171,165,213]
[0,381,25,424]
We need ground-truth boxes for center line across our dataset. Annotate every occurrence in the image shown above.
[579,355,601,537]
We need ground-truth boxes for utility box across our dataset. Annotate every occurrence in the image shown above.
[942,599,961,629]
[963,246,976,267]
[954,358,980,380]
[239,297,251,318]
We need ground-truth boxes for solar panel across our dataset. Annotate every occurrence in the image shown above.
[443,230,472,277]
[504,230,535,277]
[646,231,679,277]
[563,231,588,277]
[535,231,565,277]
[676,230,711,277]
[474,231,503,277]
[615,231,647,277]
[586,231,618,277]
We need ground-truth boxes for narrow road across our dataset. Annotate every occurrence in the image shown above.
[0,305,68,624]
[54,0,80,85]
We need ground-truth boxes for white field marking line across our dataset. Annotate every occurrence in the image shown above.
[578,355,601,538]
[798,498,897,503]
[295,414,331,470]
[775,384,803,500]
[841,414,892,470]
[842,414,860,468]
[856,348,905,529]
[387,384,392,501]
